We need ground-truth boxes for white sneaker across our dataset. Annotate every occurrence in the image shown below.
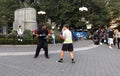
[18,39,20,41]
[109,46,112,49]
[100,42,102,45]
[21,39,23,42]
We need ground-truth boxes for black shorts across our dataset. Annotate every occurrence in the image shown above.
[62,43,73,52]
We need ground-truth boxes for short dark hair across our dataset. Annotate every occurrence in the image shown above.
[19,25,21,27]
[63,24,69,28]
[38,23,46,29]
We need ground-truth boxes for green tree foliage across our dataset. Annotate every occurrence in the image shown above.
[86,0,111,27]
[0,0,18,27]
[108,0,120,19]
[0,0,119,30]
[34,0,112,28]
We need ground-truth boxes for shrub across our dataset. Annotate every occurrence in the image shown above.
[6,30,17,38]
[23,29,33,39]
[0,29,64,44]
[48,34,63,44]
[0,34,6,38]
[0,38,38,45]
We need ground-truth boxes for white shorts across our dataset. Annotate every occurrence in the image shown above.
[108,38,113,44]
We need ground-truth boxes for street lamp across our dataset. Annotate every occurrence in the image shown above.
[79,6,88,12]
[38,11,46,15]
[79,6,88,22]
[79,6,88,31]
[52,26,55,29]
[38,11,46,23]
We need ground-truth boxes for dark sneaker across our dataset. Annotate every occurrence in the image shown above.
[72,60,75,63]
[45,56,50,59]
[57,59,63,63]
[33,56,37,58]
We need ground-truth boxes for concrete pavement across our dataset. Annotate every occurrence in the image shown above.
[0,40,96,56]
[0,40,120,76]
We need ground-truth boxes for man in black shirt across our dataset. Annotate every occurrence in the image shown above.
[92,33,100,45]
[34,24,49,59]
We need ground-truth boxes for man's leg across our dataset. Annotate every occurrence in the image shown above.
[113,38,116,46]
[60,50,64,59]
[43,43,49,59]
[58,50,64,63]
[69,52,74,59]
[19,35,23,42]
[58,44,67,63]
[69,52,75,63]
[17,35,20,41]
[117,38,120,48]
[34,42,41,58]
[68,44,75,63]
[53,38,55,44]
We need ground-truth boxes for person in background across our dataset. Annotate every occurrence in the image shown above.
[51,30,56,44]
[34,24,49,59]
[108,28,114,49]
[104,28,109,44]
[113,28,119,46]
[32,28,38,39]
[99,28,104,45]
[57,24,75,63]
[117,29,120,49]
[92,32,100,45]
[17,25,24,42]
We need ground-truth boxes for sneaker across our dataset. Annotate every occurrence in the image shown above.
[33,56,37,58]
[18,39,20,41]
[72,60,75,63]
[33,55,38,58]
[57,59,63,63]
[45,56,50,59]
[21,39,23,42]
[109,46,112,49]
[100,42,102,45]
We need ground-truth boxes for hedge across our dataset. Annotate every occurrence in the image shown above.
[0,36,63,45]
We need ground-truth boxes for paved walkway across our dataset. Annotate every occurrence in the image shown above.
[0,40,96,56]
[0,40,120,76]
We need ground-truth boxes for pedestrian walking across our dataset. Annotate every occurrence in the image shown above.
[113,28,118,46]
[108,28,114,49]
[34,24,49,59]
[98,28,104,45]
[57,24,75,63]
[92,32,100,45]
[117,29,120,49]
[51,29,56,44]
[17,25,24,42]
[51,33,55,44]
[103,28,109,44]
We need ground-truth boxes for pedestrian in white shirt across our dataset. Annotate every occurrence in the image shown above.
[17,25,24,42]
[108,28,114,49]
[57,24,75,63]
